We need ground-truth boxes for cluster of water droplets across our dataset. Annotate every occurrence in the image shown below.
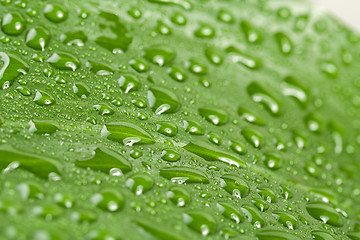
[0,0,359,239]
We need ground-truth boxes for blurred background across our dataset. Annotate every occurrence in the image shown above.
[310,0,360,31]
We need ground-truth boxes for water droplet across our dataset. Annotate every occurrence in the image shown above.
[156,20,172,35]
[133,218,187,240]
[257,187,276,203]
[44,4,68,23]
[156,121,178,137]
[73,82,90,98]
[247,82,282,116]
[86,230,120,240]
[147,0,192,10]
[127,7,142,19]
[17,181,45,200]
[274,32,293,55]
[198,107,228,126]
[208,132,221,145]
[16,86,31,96]
[256,229,301,240]
[304,113,322,133]
[194,24,215,38]
[143,45,176,67]
[161,149,180,162]
[54,193,74,208]
[306,202,344,227]
[184,141,246,168]
[131,98,147,108]
[238,107,265,125]
[252,198,269,212]
[281,76,309,108]
[217,202,244,223]
[311,230,336,240]
[204,48,223,65]
[166,186,191,207]
[220,174,250,198]
[126,173,154,195]
[294,14,309,32]
[33,90,56,106]
[241,128,263,148]
[95,12,132,53]
[148,87,181,114]
[91,188,125,212]
[277,7,292,19]
[25,27,51,51]
[320,61,338,79]
[230,140,246,155]
[0,52,29,89]
[28,120,59,135]
[241,21,262,44]
[241,204,265,228]
[160,166,209,184]
[226,46,261,69]
[31,204,63,220]
[183,210,216,236]
[167,66,187,82]
[328,122,343,154]
[272,210,299,229]
[70,209,97,224]
[186,59,207,75]
[263,153,282,170]
[0,145,61,179]
[217,10,234,23]
[102,121,154,145]
[171,12,187,25]
[1,13,27,35]
[47,52,81,71]
[75,147,132,175]
[292,130,307,149]
[93,103,114,116]
[118,74,141,93]
[60,31,88,46]
[129,59,148,73]
[279,185,292,200]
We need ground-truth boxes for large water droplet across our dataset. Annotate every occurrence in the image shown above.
[148,87,181,114]
[0,52,29,89]
[147,0,192,10]
[166,186,191,207]
[33,90,56,106]
[47,52,81,71]
[183,210,216,236]
[95,11,132,53]
[217,202,244,223]
[0,145,62,179]
[160,167,209,184]
[247,82,282,116]
[241,128,263,148]
[102,121,154,145]
[91,188,125,212]
[25,27,51,51]
[184,141,246,168]
[126,173,154,195]
[28,120,59,135]
[198,107,228,126]
[60,30,88,46]
[75,147,132,175]
[306,202,344,227]
[44,4,68,23]
[220,174,250,198]
[1,13,27,35]
[143,45,175,67]
[226,46,261,69]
